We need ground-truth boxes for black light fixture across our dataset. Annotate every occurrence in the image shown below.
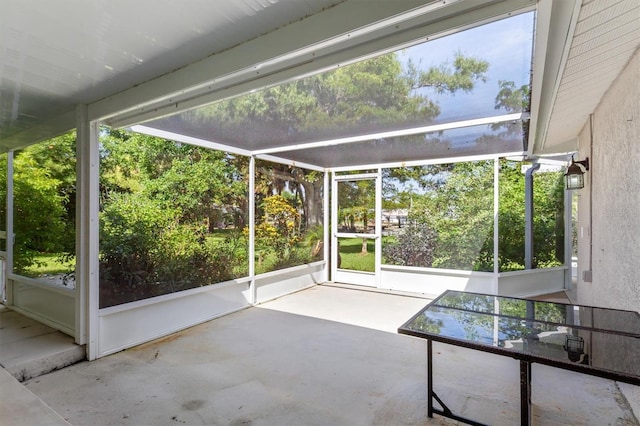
[564,157,589,190]
[563,334,585,362]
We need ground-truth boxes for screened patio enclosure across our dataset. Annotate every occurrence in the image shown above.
[126,9,569,294]
[1,0,584,360]
[111,9,568,356]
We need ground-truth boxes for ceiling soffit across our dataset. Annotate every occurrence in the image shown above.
[530,0,640,155]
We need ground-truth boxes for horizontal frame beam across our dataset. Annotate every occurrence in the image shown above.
[252,113,528,156]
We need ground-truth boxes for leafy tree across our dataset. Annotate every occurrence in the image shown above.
[0,134,76,274]
[497,160,525,270]
[98,130,250,306]
[532,168,565,267]
[494,80,530,113]
[384,159,564,272]
[407,51,489,95]
[493,79,531,144]
[413,161,494,271]
[101,130,247,229]
[100,192,175,290]
[498,160,564,270]
[256,160,323,228]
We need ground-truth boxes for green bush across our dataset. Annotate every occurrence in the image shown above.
[99,192,249,307]
[382,221,436,267]
[205,231,248,283]
[99,193,175,289]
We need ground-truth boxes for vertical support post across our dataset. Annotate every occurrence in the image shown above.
[75,105,88,345]
[330,172,337,283]
[5,151,14,305]
[323,171,330,282]
[248,155,256,304]
[88,120,100,359]
[374,168,382,288]
[520,360,532,426]
[524,163,540,269]
[525,300,535,329]
[76,105,100,359]
[493,158,500,293]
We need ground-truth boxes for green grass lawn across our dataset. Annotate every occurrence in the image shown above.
[338,237,375,272]
[25,253,75,277]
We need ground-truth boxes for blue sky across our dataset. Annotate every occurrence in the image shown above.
[400,11,535,122]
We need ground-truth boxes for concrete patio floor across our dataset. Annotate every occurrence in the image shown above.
[14,285,640,425]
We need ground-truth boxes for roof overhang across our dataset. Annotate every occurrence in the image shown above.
[528,0,640,156]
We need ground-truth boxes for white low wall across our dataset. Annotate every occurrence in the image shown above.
[380,265,495,296]
[255,261,325,304]
[334,269,376,287]
[497,267,567,298]
[97,262,326,358]
[98,279,251,358]
[9,275,75,336]
[379,265,567,298]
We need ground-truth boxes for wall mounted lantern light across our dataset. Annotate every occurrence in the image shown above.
[563,334,585,362]
[564,157,589,190]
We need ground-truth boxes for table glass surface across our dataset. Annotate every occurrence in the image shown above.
[399,290,640,379]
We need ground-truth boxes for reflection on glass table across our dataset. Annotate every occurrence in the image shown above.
[399,290,640,426]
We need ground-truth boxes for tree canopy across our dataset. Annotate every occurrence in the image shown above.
[191,51,490,143]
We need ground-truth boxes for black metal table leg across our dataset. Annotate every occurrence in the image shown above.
[426,339,488,426]
[520,360,532,426]
[427,338,433,418]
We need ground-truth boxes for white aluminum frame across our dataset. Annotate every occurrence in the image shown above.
[75,109,101,358]
[92,148,328,358]
[249,155,256,304]
[493,157,500,293]
[328,154,568,298]
[252,113,527,157]
[7,275,75,335]
[5,151,13,305]
[332,171,381,288]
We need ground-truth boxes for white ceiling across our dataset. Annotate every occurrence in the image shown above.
[1,0,639,158]
[1,0,342,145]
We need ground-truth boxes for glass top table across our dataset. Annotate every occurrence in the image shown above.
[398,290,640,425]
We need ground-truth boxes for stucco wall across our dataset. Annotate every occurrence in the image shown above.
[576,47,640,312]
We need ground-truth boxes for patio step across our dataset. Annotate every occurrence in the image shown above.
[0,305,85,382]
